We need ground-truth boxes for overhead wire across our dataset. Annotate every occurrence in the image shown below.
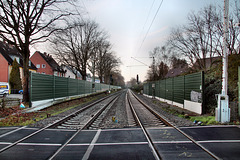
[138,0,156,42]
[138,0,164,52]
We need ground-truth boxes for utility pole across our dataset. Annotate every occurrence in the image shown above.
[216,0,230,123]
[151,56,155,81]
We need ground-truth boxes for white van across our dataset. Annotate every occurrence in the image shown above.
[0,82,10,97]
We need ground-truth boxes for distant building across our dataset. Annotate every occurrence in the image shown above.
[192,56,221,71]
[30,51,65,76]
[0,41,37,83]
[165,66,188,78]
[61,65,82,80]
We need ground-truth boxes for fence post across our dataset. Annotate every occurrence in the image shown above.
[238,66,240,117]
[201,71,205,114]
[183,75,185,109]
[53,75,55,100]
[29,71,32,108]
[67,77,69,98]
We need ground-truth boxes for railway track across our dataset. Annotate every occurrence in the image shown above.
[0,91,122,157]
[0,89,220,159]
[126,90,219,160]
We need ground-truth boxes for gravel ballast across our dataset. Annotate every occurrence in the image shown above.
[30,90,195,128]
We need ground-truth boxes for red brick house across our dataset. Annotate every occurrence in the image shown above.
[30,51,65,76]
[0,41,37,83]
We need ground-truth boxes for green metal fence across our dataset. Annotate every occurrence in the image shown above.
[29,72,120,107]
[143,71,204,107]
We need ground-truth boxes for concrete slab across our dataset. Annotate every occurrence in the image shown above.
[0,127,20,136]
[69,130,97,144]
[180,126,240,160]
[97,128,147,143]
[22,129,75,144]
[0,145,59,160]
[89,144,155,160]
[147,128,190,142]
[0,126,239,159]
[0,128,37,143]
[53,145,89,160]
[0,144,8,150]
[155,143,214,160]
[180,126,240,141]
[201,142,240,160]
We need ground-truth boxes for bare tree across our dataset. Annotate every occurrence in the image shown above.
[102,52,121,84]
[169,4,240,71]
[52,20,103,80]
[95,40,112,83]
[0,0,77,102]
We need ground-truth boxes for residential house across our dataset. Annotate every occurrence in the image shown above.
[165,66,188,78]
[30,51,65,76]
[192,56,221,71]
[61,65,82,80]
[0,41,37,83]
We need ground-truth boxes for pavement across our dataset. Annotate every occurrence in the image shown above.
[5,94,23,100]
[0,126,239,159]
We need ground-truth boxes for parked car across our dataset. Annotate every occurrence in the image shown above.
[19,90,23,94]
[0,82,10,97]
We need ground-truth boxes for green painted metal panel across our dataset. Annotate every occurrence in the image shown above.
[159,79,166,99]
[155,81,160,97]
[30,73,121,104]
[166,78,173,101]
[68,78,78,96]
[173,76,184,104]
[31,73,54,101]
[78,80,85,94]
[184,72,202,102]
[55,76,68,98]
[143,71,203,105]
[143,83,149,95]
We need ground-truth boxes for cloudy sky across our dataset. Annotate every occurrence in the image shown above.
[81,0,226,82]
[31,0,229,82]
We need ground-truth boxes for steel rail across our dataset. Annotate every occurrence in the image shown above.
[127,90,162,160]
[48,93,120,160]
[130,90,220,160]
[0,91,121,154]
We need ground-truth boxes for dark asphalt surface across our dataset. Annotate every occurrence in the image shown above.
[0,126,239,159]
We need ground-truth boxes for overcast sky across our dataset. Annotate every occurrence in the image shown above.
[31,0,230,82]
[81,0,227,82]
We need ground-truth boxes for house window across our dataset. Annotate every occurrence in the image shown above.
[42,72,45,74]
[29,61,31,67]
[42,64,46,68]
[36,64,40,68]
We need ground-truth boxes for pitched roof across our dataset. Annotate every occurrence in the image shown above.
[62,65,82,78]
[37,51,65,73]
[0,41,37,70]
[165,66,188,78]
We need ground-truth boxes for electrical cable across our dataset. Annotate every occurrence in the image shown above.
[138,0,164,52]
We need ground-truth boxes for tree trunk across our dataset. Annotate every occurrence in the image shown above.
[22,48,30,103]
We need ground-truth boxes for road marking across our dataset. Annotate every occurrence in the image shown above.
[154,141,192,144]
[67,142,148,146]
[18,143,62,146]
[180,125,239,129]
[198,140,240,143]
[82,129,101,160]
[0,126,26,138]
